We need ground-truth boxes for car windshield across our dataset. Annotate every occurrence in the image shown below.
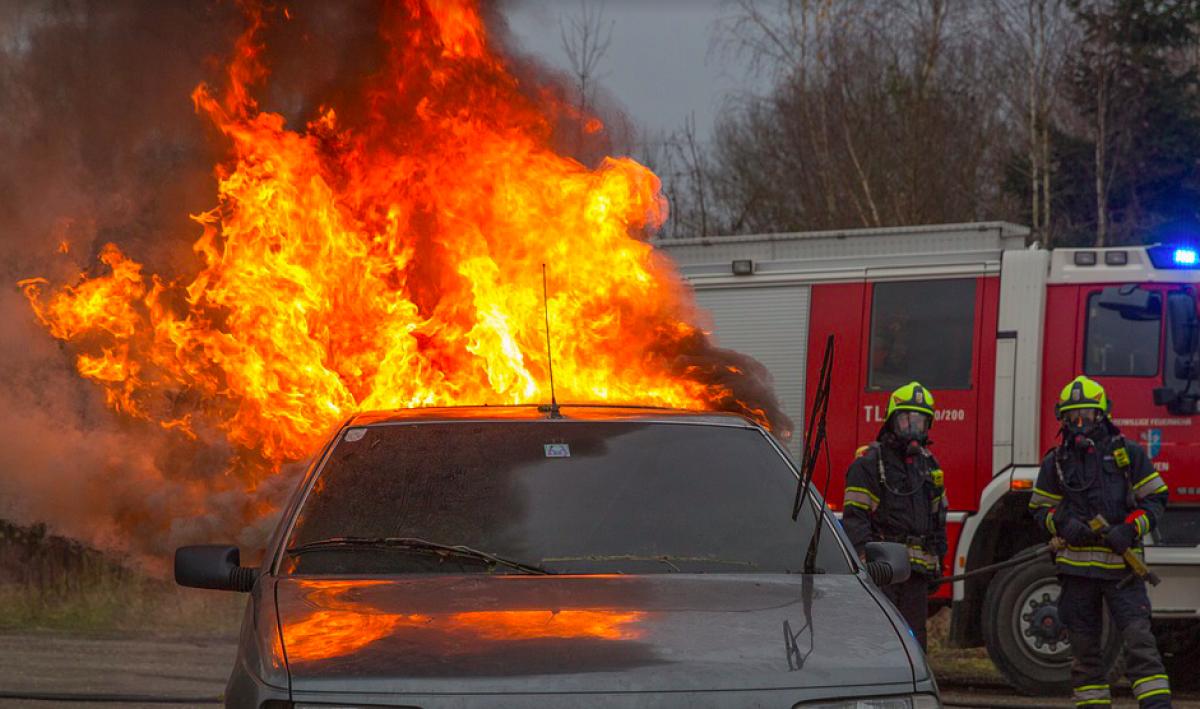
[281,420,851,576]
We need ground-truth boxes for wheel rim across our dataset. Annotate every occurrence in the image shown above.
[1013,577,1072,666]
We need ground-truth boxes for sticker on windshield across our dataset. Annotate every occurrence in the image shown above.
[343,428,367,443]
[544,443,571,458]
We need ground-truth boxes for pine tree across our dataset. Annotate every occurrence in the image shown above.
[1055,0,1200,246]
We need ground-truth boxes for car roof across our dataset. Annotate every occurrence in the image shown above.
[346,404,758,429]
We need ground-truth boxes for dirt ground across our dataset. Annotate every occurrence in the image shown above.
[0,631,232,707]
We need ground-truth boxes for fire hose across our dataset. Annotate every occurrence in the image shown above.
[928,540,1061,587]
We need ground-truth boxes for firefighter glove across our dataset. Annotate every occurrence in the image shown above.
[1056,515,1095,546]
[930,556,944,581]
[1105,522,1138,555]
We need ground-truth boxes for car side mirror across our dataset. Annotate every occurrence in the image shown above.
[175,545,258,592]
[863,541,912,587]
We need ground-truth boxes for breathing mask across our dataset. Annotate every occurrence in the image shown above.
[889,410,931,448]
[1062,408,1104,449]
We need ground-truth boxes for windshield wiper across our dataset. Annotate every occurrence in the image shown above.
[286,536,553,575]
[795,334,835,575]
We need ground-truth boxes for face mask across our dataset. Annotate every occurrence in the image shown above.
[1063,408,1103,436]
[890,410,931,445]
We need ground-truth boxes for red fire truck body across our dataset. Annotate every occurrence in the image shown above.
[658,222,1200,693]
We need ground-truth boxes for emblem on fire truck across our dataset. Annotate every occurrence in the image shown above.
[1142,428,1162,459]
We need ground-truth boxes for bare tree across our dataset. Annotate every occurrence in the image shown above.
[1067,1,1132,247]
[702,0,1008,234]
[674,114,715,237]
[989,0,1076,246]
[559,0,613,152]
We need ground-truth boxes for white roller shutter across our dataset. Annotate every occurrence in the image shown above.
[693,285,810,458]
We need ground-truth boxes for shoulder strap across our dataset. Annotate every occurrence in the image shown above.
[867,442,886,486]
[852,441,892,488]
[1050,445,1069,488]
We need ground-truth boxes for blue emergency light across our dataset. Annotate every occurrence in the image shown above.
[1148,243,1200,269]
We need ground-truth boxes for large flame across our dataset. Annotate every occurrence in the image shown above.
[18,1,784,552]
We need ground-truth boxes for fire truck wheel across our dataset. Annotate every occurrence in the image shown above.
[981,550,1120,695]
[1159,621,1200,690]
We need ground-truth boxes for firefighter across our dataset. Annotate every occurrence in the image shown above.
[1028,376,1172,709]
[842,381,947,650]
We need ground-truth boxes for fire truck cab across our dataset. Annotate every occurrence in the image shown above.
[657,222,1200,694]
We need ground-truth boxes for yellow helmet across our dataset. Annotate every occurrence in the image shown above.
[886,381,935,419]
[1055,375,1110,418]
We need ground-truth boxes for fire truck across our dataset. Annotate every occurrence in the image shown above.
[657,222,1200,694]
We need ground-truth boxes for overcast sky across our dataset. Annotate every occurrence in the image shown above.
[504,0,771,144]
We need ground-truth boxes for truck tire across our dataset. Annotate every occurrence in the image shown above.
[981,549,1119,695]
[1159,621,1200,690]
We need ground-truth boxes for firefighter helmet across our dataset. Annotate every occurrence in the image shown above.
[886,381,936,419]
[1054,375,1110,418]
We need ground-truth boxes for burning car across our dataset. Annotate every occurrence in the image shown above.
[177,405,939,708]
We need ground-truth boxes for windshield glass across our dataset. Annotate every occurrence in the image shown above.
[281,421,850,576]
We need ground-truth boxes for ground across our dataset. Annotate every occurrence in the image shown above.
[1,612,1197,708]
[0,631,235,708]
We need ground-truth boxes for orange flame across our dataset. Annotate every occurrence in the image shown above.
[450,609,644,641]
[280,609,432,662]
[279,581,644,663]
[18,1,783,546]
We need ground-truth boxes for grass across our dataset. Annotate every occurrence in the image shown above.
[926,607,1007,686]
[0,520,243,637]
[0,571,244,637]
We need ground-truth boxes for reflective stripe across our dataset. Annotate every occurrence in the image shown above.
[845,486,879,503]
[1133,513,1151,537]
[844,486,879,512]
[1132,675,1170,699]
[1073,683,1111,705]
[1056,546,1131,570]
[1029,487,1062,508]
[907,545,938,570]
[1045,513,1057,535]
[1133,472,1168,500]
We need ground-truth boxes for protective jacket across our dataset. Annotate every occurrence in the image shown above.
[842,437,948,577]
[1029,426,1168,579]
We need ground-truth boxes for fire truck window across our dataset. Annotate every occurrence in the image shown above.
[1084,287,1162,377]
[868,279,976,391]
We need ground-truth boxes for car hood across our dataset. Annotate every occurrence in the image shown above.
[274,573,917,697]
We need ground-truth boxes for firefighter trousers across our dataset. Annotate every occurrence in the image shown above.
[882,575,929,650]
[1058,575,1171,708]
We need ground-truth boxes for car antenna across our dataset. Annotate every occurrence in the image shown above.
[793,335,834,574]
[540,263,562,419]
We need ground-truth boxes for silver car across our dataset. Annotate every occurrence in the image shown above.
[176,406,939,708]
